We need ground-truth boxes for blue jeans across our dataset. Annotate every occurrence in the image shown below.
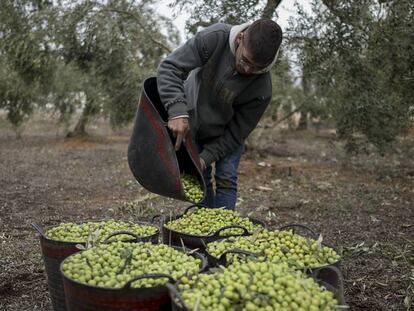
[198,145,244,210]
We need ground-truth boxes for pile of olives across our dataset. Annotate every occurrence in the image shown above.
[176,261,338,311]
[164,208,263,236]
[181,174,204,203]
[62,241,202,288]
[207,229,340,268]
[46,220,157,243]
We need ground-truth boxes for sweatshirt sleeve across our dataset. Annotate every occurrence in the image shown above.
[156,26,219,119]
[199,95,271,166]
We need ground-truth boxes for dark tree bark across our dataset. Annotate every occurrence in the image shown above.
[262,0,283,19]
[66,98,95,137]
[297,69,310,131]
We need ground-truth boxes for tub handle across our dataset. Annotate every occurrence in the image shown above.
[212,225,250,238]
[124,273,175,289]
[31,223,45,237]
[279,223,318,239]
[103,231,140,243]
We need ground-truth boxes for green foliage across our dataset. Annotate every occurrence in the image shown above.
[49,62,84,130]
[268,53,303,122]
[289,0,414,153]
[56,0,178,131]
[0,0,178,135]
[0,68,35,136]
[171,0,276,33]
[0,1,57,135]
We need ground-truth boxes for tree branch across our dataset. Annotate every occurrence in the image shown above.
[274,102,306,126]
[103,8,172,54]
[261,0,283,19]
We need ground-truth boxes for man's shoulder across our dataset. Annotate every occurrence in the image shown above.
[202,23,232,34]
[196,23,231,53]
[198,23,231,39]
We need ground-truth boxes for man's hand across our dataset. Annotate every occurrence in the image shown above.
[200,158,206,171]
[168,117,189,151]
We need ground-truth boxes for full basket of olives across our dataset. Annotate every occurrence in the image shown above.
[205,224,341,271]
[32,220,159,311]
[61,241,207,311]
[167,261,347,311]
[160,205,265,253]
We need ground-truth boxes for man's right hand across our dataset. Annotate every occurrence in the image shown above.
[168,117,189,151]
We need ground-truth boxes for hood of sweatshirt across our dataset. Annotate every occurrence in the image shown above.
[229,21,280,74]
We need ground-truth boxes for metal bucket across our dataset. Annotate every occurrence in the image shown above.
[127,76,206,204]
[167,265,347,310]
[32,222,160,311]
[61,246,207,311]
[159,205,266,253]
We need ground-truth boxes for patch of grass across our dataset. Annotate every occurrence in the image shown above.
[113,193,176,220]
[0,116,11,130]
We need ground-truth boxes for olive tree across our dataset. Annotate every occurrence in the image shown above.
[56,0,179,136]
[0,1,57,137]
[289,0,414,152]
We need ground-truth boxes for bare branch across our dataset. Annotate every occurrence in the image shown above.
[261,0,283,19]
[103,8,172,53]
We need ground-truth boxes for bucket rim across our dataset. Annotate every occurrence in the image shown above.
[36,219,160,245]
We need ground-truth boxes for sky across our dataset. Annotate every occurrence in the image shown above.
[155,0,312,42]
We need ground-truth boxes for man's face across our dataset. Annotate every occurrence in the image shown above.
[235,32,268,75]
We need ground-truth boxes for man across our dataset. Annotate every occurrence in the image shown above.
[157,19,282,210]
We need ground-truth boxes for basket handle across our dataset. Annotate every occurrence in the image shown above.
[151,214,168,224]
[311,265,346,306]
[166,283,189,310]
[103,231,140,243]
[218,248,261,261]
[151,215,161,223]
[212,225,250,238]
[278,224,318,239]
[123,273,175,289]
[31,223,45,237]
[183,204,206,214]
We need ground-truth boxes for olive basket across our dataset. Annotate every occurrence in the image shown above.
[61,246,207,311]
[167,265,347,310]
[204,223,341,285]
[157,205,266,254]
[32,222,159,311]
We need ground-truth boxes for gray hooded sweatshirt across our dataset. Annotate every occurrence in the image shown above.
[157,22,278,166]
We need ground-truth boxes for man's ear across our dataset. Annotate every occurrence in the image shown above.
[235,32,243,48]
[239,32,245,41]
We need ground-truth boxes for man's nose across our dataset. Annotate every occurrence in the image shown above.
[243,65,254,74]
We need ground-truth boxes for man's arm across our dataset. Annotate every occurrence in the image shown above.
[199,95,271,166]
[157,26,220,149]
[157,26,221,118]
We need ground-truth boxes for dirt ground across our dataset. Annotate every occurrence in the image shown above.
[0,116,413,311]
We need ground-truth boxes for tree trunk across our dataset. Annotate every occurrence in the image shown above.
[66,101,92,137]
[261,0,283,19]
[297,69,310,131]
[67,111,88,137]
[296,112,308,131]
